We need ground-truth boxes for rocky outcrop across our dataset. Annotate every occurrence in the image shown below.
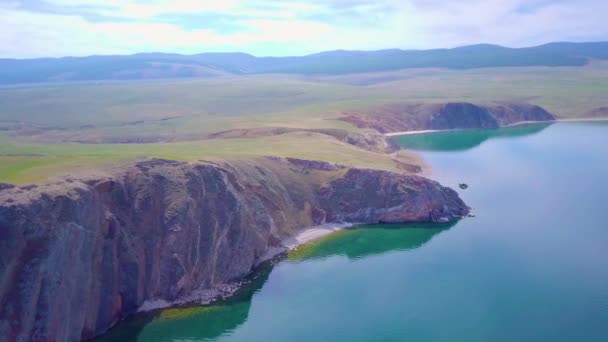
[488,103,555,126]
[343,130,400,153]
[340,102,555,133]
[0,183,14,191]
[0,157,468,341]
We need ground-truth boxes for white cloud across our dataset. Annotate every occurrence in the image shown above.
[106,0,242,18]
[42,0,310,19]
[1,0,607,58]
[351,0,608,49]
[0,6,334,57]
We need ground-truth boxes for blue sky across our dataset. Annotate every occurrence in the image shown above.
[1,0,607,58]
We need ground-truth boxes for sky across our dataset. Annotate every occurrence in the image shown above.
[1,0,607,58]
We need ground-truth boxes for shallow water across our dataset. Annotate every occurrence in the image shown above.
[97,122,608,342]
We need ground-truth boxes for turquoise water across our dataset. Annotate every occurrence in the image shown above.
[98,122,608,341]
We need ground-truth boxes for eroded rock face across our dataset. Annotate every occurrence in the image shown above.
[340,102,555,133]
[489,103,555,126]
[319,168,468,223]
[0,157,468,341]
[0,183,14,191]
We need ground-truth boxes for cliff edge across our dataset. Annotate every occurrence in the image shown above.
[340,102,556,133]
[0,157,468,341]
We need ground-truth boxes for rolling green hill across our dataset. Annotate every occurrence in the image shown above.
[1,60,607,184]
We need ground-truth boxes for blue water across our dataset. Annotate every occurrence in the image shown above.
[98,122,608,341]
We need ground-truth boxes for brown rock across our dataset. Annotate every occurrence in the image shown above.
[340,102,555,133]
[0,157,468,341]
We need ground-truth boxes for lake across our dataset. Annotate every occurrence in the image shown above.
[96,121,608,342]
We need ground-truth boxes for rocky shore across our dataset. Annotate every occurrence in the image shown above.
[0,157,468,341]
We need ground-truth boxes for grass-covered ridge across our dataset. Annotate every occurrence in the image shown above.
[1,42,608,84]
[0,132,421,184]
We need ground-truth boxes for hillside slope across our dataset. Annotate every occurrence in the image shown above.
[1,42,607,84]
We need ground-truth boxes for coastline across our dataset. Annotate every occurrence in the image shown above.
[138,117,584,313]
[137,222,355,313]
[384,118,608,137]
[555,117,608,123]
[282,222,355,250]
[385,129,443,136]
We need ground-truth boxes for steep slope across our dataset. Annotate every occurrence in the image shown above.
[340,102,556,133]
[0,157,468,341]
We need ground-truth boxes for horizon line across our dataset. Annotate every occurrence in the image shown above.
[3,40,607,61]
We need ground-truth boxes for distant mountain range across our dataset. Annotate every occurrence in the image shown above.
[1,42,608,85]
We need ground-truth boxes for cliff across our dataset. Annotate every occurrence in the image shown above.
[0,157,468,341]
[339,102,556,133]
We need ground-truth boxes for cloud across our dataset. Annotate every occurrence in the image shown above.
[98,0,242,19]
[1,0,607,58]
[0,4,334,57]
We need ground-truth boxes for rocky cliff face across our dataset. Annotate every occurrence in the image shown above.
[0,157,468,341]
[340,102,555,133]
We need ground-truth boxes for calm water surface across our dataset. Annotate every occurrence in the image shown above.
[98,122,608,341]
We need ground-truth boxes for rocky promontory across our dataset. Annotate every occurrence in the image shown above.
[0,157,468,341]
[340,102,556,133]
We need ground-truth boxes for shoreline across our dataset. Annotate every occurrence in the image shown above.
[141,118,608,314]
[384,118,608,137]
[282,222,355,250]
[137,222,355,313]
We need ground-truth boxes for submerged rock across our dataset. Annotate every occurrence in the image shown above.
[459,183,469,190]
[0,157,468,341]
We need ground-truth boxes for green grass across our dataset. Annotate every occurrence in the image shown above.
[0,62,606,184]
[2,63,607,136]
[0,132,420,184]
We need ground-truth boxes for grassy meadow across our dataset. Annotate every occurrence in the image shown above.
[1,62,607,184]
[0,132,424,184]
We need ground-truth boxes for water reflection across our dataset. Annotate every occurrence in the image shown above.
[96,223,453,341]
[94,264,273,342]
[392,122,552,151]
[94,122,608,342]
[288,222,454,262]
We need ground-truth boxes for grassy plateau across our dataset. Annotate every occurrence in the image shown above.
[1,61,607,184]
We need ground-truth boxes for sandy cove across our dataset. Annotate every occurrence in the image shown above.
[282,222,355,249]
